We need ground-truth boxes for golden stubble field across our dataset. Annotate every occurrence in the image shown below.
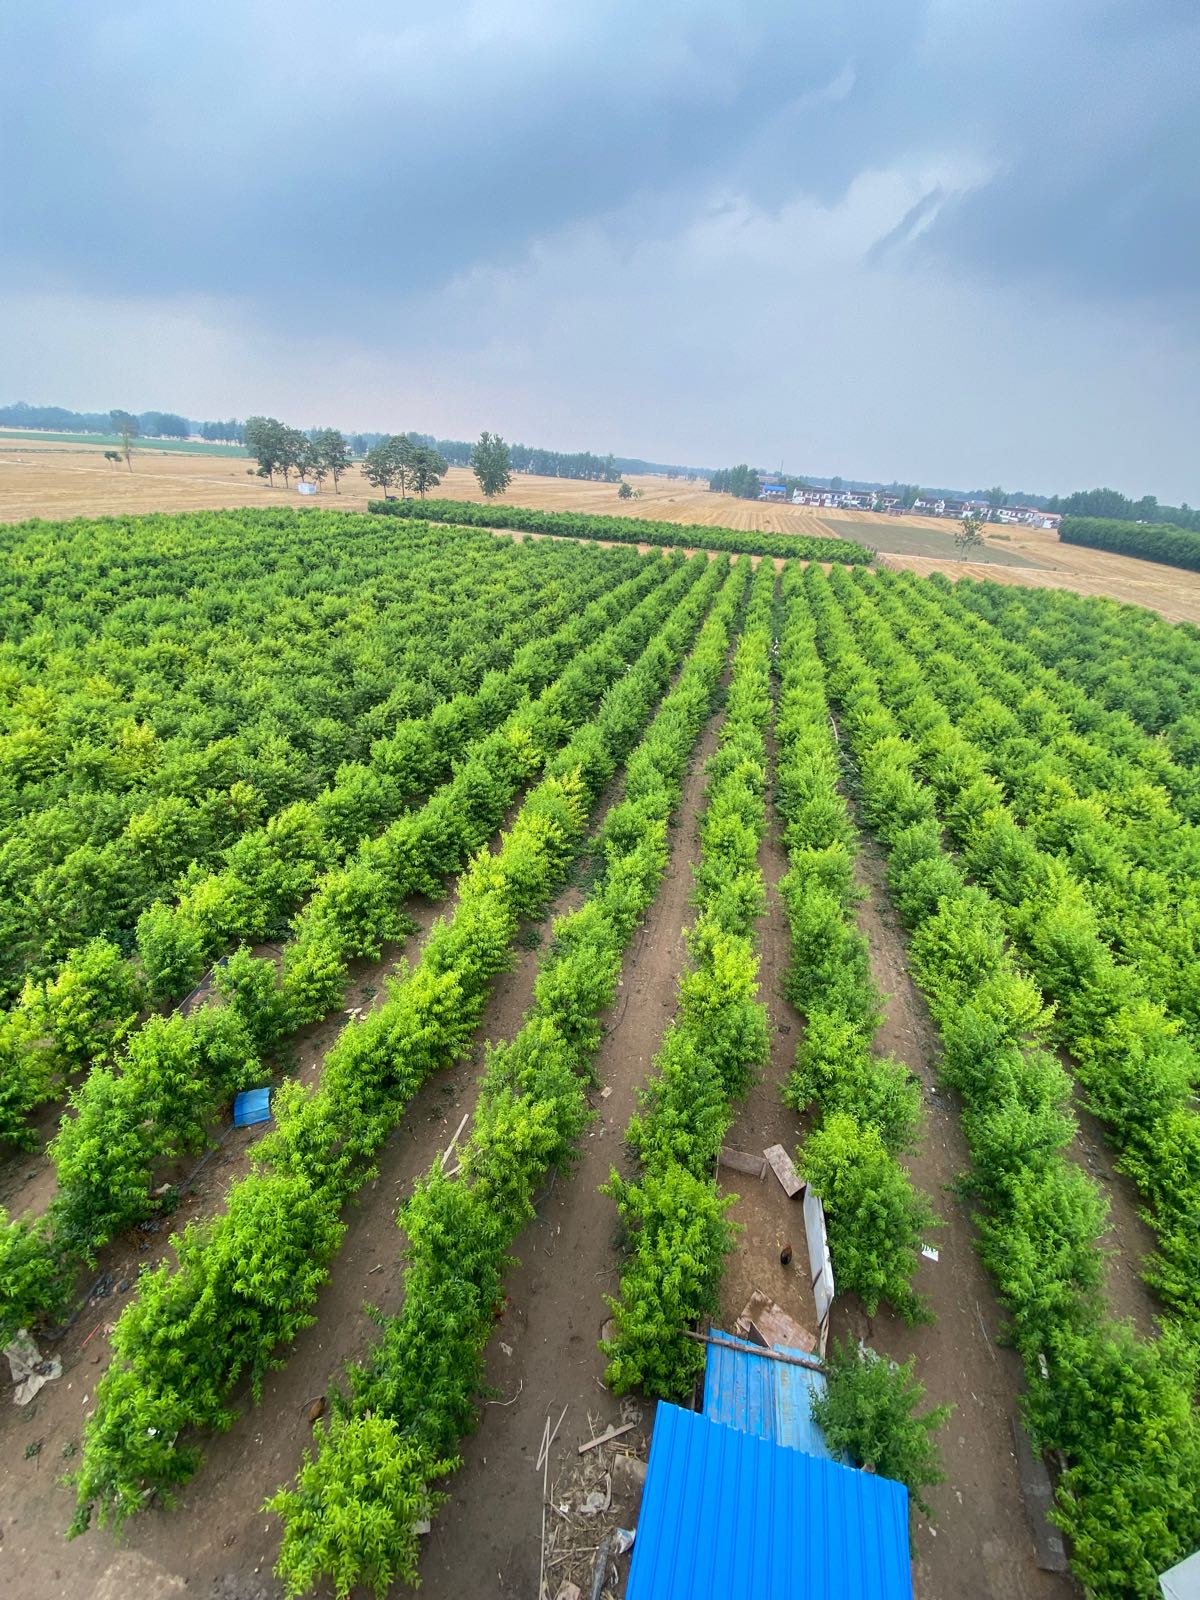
[3,434,1199,622]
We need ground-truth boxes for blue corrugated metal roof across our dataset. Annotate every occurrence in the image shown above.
[773,1348,838,1461]
[702,1331,837,1460]
[703,1333,775,1439]
[626,1403,912,1600]
[701,1332,837,1460]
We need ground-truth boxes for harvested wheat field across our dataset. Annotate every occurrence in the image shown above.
[3,435,1199,622]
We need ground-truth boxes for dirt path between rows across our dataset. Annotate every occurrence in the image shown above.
[847,835,1078,1600]
[416,705,727,1599]
[721,695,1078,1600]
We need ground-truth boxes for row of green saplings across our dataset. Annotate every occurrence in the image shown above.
[61,558,737,1545]
[0,521,545,1005]
[835,566,1200,1331]
[0,557,705,1333]
[805,562,1200,1598]
[601,560,950,1522]
[0,544,661,1147]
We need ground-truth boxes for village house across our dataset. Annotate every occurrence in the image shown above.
[995,506,1062,529]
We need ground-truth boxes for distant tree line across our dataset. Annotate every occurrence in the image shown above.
[1059,517,1200,571]
[376,436,620,482]
[243,417,354,492]
[7,398,1190,520]
[198,419,246,443]
[507,445,618,480]
[1046,486,1199,533]
[0,400,195,439]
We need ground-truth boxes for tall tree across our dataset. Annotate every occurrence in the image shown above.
[301,439,327,490]
[407,444,448,498]
[955,513,985,557]
[109,410,138,472]
[244,415,285,486]
[985,485,1007,511]
[362,435,411,498]
[311,428,352,493]
[471,431,512,498]
[276,425,308,489]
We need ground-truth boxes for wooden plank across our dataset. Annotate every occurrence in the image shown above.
[578,1422,636,1455]
[685,1329,825,1374]
[734,1291,818,1355]
[763,1143,804,1198]
[439,1112,470,1170]
[719,1146,767,1178]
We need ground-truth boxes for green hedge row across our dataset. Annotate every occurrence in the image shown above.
[774,565,931,1321]
[0,548,659,1150]
[950,577,1200,743]
[368,496,875,564]
[806,563,1200,1598]
[864,569,1200,1039]
[0,521,585,1001]
[1060,516,1200,572]
[602,559,777,1399]
[898,569,1200,821]
[263,561,751,1600]
[832,567,1200,1328]
[32,559,709,1276]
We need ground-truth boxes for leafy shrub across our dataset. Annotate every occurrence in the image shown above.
[267,1415,455,1600]
[602,1166,738,1398]
[370,496,874,564]
[798,1112,933,1322]
[22,938,144,1069]
[0,1211,68,1343]
[812,1337,952,1518]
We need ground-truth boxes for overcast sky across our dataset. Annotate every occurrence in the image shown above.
[2,1,1196,499]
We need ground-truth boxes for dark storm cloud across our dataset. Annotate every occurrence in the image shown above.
[913,0,1200,304]
[0,1,919,307]
[6,0,1192,315]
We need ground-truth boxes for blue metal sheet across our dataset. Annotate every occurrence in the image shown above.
[233,1087,271,1127]
[772,1346,838,1462]
[627,1403,912,1600]
[702,1332,776,1441]
[701,1331,837,1461]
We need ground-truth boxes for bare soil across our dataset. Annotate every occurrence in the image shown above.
[415,704,727,1598]
[840,835,1078,1600]
[826,517,1048,569]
